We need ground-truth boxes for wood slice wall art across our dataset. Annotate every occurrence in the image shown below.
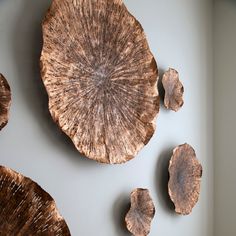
[162,68,184,112]
[40,0,159,164]
[168,143,202,215]
[125,188,155,236]
[0,166,70,235]
[0,74,11,130]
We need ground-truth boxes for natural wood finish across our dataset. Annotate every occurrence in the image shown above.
[0,74,11,130]
[40,0,159,164]
[162,68,184,112]
[0,166,70,235]
[125,188,155,236]
[168,143,202,215]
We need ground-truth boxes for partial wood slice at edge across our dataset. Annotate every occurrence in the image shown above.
[0,74,11,130]
[0,165,71,235]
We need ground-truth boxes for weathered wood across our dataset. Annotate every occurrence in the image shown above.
[40,0,159,164]
[0,166,70,235]
[162,68,184,112]
[125,188,155,236]
[0,74,11,130]
[168,143,202,215]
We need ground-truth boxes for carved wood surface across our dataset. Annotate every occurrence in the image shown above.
[0,166,70,235]
[40,0,159,164]
[0,74,11,130]
[162,68,184,112]
[168,143,202,215]
[125,188,155,236]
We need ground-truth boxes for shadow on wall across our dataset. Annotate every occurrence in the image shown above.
[157,67,173,115]
[10,0,96,166]
[157,68,165,106]
[112,193,131,235]
[155,147,176,213]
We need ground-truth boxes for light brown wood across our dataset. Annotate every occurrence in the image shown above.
[0,74,11,130]
[40,0,159,164]
[0,166,70,235]
[162,68,184,112]
[125,188,155,236]
[168,143,202,215]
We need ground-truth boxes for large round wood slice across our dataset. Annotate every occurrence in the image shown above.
[0,74,11,130]
[168,143,202,215]
[40,0,159,164]
[125,188,155,236]
[0,166,70,235]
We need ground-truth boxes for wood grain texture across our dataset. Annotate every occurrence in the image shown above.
[0,74,11,130]
[162,68,184,112]
[40,0,159,164]
[168,143,202,215]
[125,188,155,236]
[0,166,70,236]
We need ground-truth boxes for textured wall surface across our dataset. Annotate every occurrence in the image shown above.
[214,0,236,235]
[0,0,213,235]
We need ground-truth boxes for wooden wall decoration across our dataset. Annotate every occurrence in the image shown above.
[0,74,11,130]
[40,0,159,164]
[125,188,155,236]
[0,166,70,235]
[168,143,202,215]
[162,68,184,112]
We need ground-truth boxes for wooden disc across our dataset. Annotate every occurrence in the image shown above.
[125,188,155,235]
[162,68,184,112]
[168,143,202,215]
[40,0,159,164]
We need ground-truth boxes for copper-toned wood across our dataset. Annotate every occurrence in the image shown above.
[168,143,202,215]
[125,188,155,236]
[40,0,159,164]
[0,166,70,235]
[0,74,11,130]
[162,68,184,112]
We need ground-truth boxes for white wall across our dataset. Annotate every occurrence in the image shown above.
[0,0,213,235]
[214,0,236,235]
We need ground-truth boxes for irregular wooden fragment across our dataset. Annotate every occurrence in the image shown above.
[168,143,202,215]
[162,68,184,112]
[0,166,70,235]
[40,0,159,164]
[0,74,11,130]
[125,188,155,236]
